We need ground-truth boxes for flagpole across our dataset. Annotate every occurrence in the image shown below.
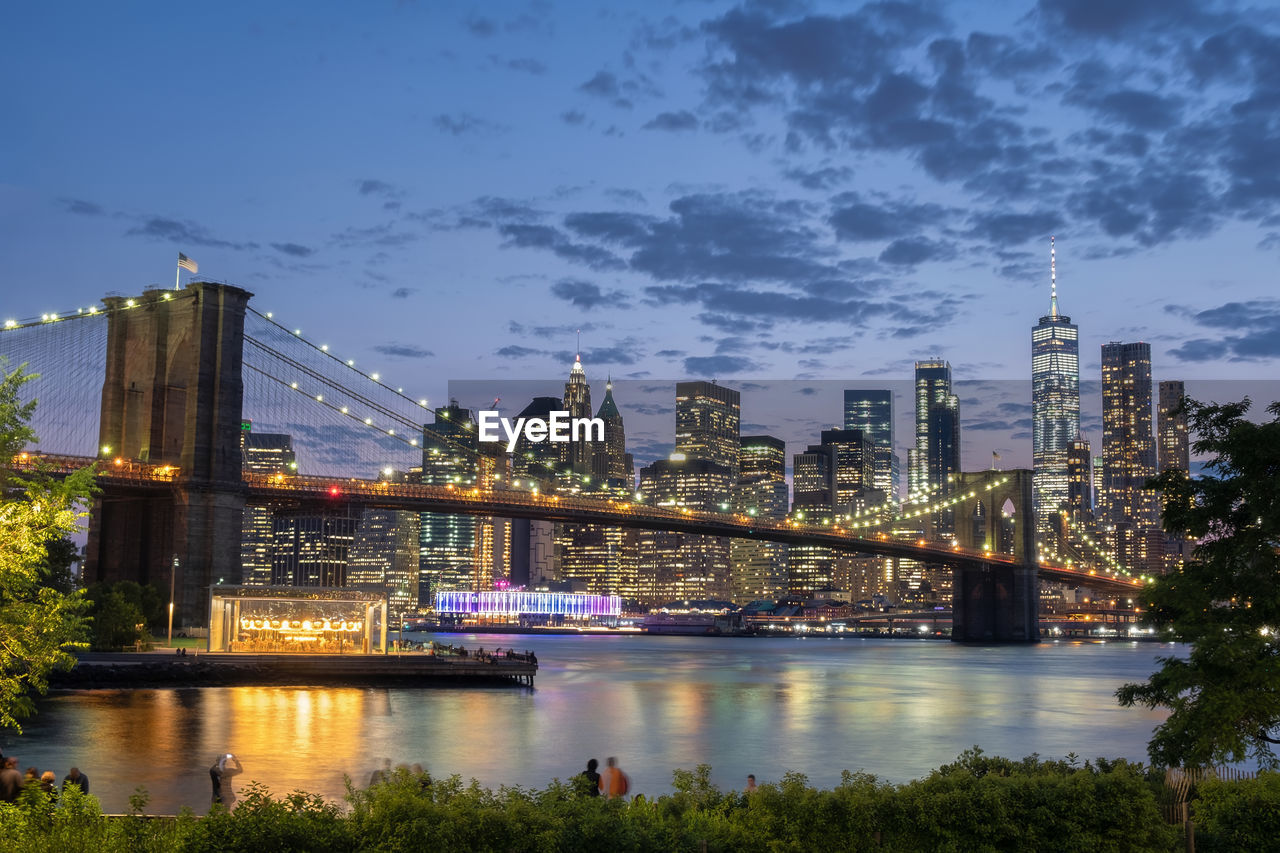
[175,263,180,290]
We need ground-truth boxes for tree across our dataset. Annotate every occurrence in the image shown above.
[0,359,95,731]
[85,586,148,651]
[39,535,80,595]
[1117,398,1280,769]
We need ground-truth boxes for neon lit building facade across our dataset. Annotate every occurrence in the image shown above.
[434,589,621,624]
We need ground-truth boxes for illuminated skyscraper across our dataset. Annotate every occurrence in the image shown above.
[793,444,837,511]
[789,444,839,595]
[509,396,561,587]
[240,423,295,586]
[271,509,357,587]
[637,456,735,604]
[559,369,637,599]
[1031,238,1080,545]
[419,401,479,604]
[675,381,741,479]
[348,468,420,616]
[592,379,632,488]
[1157,380,1190,474]
[908,360,960,536]
[820,428,877,508]
[843,390,896,500]
[1066,437,1093,519]
[1100,342,1161,573]
[1156,380,1192,573]
[554,353,595,487]
[731,436,788,602]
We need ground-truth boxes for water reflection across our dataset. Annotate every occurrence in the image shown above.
[6,637,1173,813]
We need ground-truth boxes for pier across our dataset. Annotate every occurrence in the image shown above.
[53,649,537,689]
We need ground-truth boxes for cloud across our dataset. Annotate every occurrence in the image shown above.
[878,236,955,266]
[964,211,1063,245]
[270,242,315,258]
[504,57,547,75]
[578,69,661,109]
[330,223,417,249]
[550,279,630,310]
[1166,299,1280,361]
[464,14,497,37]
[829,193,951,242]
[459,187,965,339]
[683,0,1280,256]
[643,110,699,132]
[579,71,630,108]
[1168,338,1229,362]
[553,342,644,366]
[605,188,646,205]
[782,165,853,190]
[390,287,418,299]
[564,192,839,287]
[373,343,434,359]
[1036,0,1208,38]
[496,345,541,359]
[126,217,258,250]
[59,198,104,216]
[683,354,763,375]
[509,321,603,338]
[560,110,587,125]
[499,224,626,271]
[433,113,507,135]
[357,179,402,198]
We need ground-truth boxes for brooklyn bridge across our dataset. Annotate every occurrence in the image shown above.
[2,282,1144,643]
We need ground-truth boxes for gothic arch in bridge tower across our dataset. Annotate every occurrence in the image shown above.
[949,469,1039,643]
[952,470,1035,562]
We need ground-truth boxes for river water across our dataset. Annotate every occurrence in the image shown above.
[5,635,1175,814]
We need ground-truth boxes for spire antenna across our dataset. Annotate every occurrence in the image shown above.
[1050,236,1058,318]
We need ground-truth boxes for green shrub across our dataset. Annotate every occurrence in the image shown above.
[0,752,1226,852]
[1192,772,1280,852]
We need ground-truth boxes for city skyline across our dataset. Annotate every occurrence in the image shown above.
[4,0,1279,419]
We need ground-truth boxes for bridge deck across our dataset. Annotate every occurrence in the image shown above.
[19,452,1147,595]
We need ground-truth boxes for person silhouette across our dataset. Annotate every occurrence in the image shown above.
[214,753,243,810]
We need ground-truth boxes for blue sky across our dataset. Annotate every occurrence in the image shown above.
[3,0,1279,472]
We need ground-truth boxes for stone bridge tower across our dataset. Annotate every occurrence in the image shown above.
[84,282,252,627]
[950,469,1039,642]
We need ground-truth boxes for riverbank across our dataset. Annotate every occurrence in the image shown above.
[3,753,1272,852]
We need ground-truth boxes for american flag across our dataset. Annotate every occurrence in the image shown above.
[177,253,198,274]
